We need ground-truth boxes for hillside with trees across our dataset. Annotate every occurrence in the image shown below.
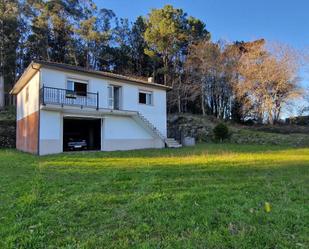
[0,1,304,124]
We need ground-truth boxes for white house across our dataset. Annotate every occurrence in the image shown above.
[10,61,181,155]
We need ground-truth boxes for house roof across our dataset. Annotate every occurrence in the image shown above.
[10,60,172,94]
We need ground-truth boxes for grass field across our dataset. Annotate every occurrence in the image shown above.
[0,144,308,248]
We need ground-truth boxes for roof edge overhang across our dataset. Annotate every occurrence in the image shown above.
[10,62,42,95]
[10,61,172,95]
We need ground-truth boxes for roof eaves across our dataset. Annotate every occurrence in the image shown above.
[34,60,172,90]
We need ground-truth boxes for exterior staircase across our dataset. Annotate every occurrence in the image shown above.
[164,138,182,148]
[135,112,182,148]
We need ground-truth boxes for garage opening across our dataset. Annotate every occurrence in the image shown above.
[63,118,101,151]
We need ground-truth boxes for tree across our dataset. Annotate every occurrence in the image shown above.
[129,16,153,77]
[186,16,210,44]
[24,0,51,63]
[237,41,301,124]
[144,6,210,113]
[47,0,78,63]
[144,5,188,85]
[185,40,235,118]
[111,18,134,74]
[296,86,309,116]
[24,0,82,64]
[0,0,21,92]
[75,3,115,69]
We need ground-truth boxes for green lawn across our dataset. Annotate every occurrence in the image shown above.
[0,144,308,249]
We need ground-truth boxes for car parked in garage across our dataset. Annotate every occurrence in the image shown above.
[67,138,87,150]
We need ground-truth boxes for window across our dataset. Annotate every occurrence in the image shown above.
[66,79,87,96]
[108,85,122,110]
[139,91,153,105]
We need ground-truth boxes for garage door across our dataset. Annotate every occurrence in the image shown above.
[63,118,101,151]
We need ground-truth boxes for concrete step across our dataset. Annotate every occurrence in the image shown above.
[166,139,178,143]
[166,141,179,144]
[165,137,182,148]
[166,144,182,148]
[166,141,181,145]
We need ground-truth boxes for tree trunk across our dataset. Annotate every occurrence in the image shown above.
[0,76,4,109]
[177,73,182,113]
[201,84,205,115]
[163,54,168,85]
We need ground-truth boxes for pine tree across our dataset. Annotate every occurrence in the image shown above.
[0,0,21,91]
[130,16,152,77]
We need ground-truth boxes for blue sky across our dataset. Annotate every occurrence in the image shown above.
[96,0,309,48]
[95,0,309,87]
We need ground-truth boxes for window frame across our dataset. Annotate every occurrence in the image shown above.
[108,84,122,110]
[138,90,153,106]
[66,78,88,97]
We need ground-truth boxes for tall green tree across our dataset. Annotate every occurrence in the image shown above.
[76,6,115,69]
[24,0,50,64]
[130,16,153,77]
[111,18,133,74]
[24,0,110,68]
[102,16,155,77]
[144,5,188,85]
[46,0,79,63]
[0,0,21,91]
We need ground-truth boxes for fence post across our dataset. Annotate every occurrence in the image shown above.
[42,85,45,105]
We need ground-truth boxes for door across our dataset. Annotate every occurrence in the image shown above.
[108,85,114,109]
[113,86,120,110]
[108,85,121,110]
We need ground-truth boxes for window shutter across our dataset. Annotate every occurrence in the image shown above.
[108,85,113,108]
[146,93,150,105]
[118,87,122,109]
[67,80,74,91]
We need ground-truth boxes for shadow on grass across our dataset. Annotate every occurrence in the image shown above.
[40,143,309,160]
[39,151,309,178]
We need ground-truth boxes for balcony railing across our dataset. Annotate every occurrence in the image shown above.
[40,86,99,109]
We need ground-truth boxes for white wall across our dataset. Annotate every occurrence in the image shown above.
[122,84,167,137]
[38,111,163,155]
[39,110,63,155]
[41,68,167,136]
[40,110,62,140]
[17,71,40,120]
[102,115,164,151]
[103,116,152,139]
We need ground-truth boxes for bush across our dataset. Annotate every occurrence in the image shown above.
[213,123,229,142]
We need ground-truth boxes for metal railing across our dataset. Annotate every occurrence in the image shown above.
[137,112,166,141]
[40,86,99,109]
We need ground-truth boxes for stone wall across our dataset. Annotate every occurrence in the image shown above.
[168,114,309,147]
[167,114,215,142]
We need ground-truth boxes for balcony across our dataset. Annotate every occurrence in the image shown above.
[40,86,99,109]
